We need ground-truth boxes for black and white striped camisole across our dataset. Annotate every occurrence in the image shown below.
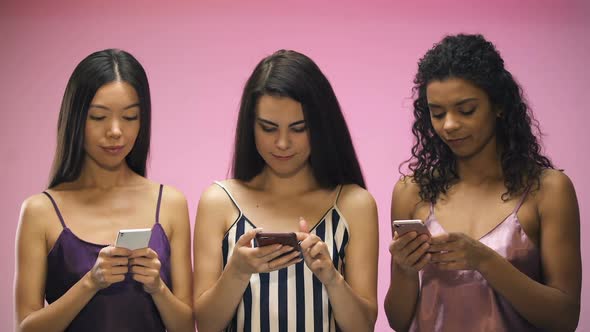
[216,181,349,332]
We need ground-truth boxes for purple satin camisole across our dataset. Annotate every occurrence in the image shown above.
[42,184,171,332]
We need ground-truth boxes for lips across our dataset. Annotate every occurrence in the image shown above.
[446,137,469,147]
[272,153,295,161]
[101,145,125,155]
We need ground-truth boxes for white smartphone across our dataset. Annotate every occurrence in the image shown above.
[115,228,152,250]
[392,219,431,237]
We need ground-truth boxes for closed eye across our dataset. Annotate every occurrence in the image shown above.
[431,112,445,119]
[123,115,139,121]
[291,126,306,133]
[260,125,277,132]
[89,115,106,121]
[460,107,476,116]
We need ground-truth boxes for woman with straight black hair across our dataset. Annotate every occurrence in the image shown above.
[385,34,581,331]
[14,49,194,332]
[193,49,378,332]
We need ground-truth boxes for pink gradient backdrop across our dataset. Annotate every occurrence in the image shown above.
[2,0,588,330]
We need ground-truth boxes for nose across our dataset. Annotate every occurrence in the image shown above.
[107,119,122,139]
[442,112,461,133]
[275,129,291,150]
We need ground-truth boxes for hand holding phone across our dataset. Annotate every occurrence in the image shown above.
[115,228,152,250]
[392,219,431,237]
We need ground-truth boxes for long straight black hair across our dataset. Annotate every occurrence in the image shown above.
[232,50,366,189]
[48,49,151,188]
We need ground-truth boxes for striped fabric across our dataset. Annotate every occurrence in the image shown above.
[216,182,349,332]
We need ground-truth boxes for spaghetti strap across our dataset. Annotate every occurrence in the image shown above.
[155,184,164,224]
[42,191,67,228]
[214,181,243,214]
[333,185,344,205]
[512,186,531,214]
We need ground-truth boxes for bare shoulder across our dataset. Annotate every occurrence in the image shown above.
[538,169,576,194]
[392,176,422,205]
[160,184,189,210]
[337,184,377,211]
[194,182,240,237]
[335,184,378,231]
[197,182,236,211]
[18,193,55,236]
[536,169,578,213]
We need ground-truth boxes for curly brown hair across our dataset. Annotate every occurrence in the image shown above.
[403,34,554,203]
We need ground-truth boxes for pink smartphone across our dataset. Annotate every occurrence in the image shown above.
[392,219,431,237]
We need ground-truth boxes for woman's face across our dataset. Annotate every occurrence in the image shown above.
[426,77,500,160]
[254,95,311,177]
[83,81,141,171]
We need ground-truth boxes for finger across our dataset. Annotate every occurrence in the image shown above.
[130,248,157,259]
[132,273,150,284]
[108,275,126,284]
[430,233,452,244]
[430,250,462,263]
[309,242,328,258]
[299,235,320,251]
[267,251,302,271]
[131,265,160,276]
[107,256,129,267]
[253,244,283,258]
[102,246,131,257]
[261,245,293,261]
[299,217,310,233]
[429,240,462,253]
[412,253,431,271]
[295,232,309,242]
[393,232,419,250]
[236,228,262,247]
[111,266,129,275]
[398,235,429,258]
[130,257,161,269]
[404,242,431,266]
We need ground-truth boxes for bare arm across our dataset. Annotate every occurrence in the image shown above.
[384,179,429,332]
[322,185,379,332]
[147,187,195,332]
[14,195,127,332]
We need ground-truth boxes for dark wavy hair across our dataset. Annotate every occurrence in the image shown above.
[232,49,366,189]
[404,34,553,202]
[48,49,151,188]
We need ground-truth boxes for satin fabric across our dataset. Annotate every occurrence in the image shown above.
[410,195,541,332]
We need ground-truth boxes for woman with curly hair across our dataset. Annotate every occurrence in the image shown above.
[384,34,581,331]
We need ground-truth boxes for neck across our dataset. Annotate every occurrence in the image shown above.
[254,164,319,196]
[456,138,503,185]
[76,158,137,190]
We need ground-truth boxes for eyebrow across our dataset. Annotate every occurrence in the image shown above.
[257,117,306,127]
[428,97,478,109]
[88,103,140,111]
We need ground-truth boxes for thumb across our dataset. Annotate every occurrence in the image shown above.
[299,217,310,233]
[236,228,262,247]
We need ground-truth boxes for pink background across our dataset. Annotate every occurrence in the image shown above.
[2,0,588,330]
